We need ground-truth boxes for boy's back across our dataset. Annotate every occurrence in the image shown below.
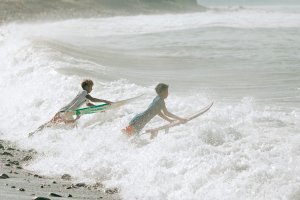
[130,95,165,132]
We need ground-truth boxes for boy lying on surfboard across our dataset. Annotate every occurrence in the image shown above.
[122,83,187,139]
[29,79,113,136]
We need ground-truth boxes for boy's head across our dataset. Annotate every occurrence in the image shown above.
[155,83,169,99]
[81,79,94,93]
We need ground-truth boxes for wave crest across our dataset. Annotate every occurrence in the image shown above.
[0,0,206,23]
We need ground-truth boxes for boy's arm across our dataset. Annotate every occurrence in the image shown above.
[86,102,95,107]
[162,107,187,123]
[86,95,113,105]
[158,111,174,123]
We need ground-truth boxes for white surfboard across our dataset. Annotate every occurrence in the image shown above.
[67,94,143,116]
[144,102,213,135]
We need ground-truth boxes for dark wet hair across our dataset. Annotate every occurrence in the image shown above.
[81,79,94,89]
[155,83,169,94]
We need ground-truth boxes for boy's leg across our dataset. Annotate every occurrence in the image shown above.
[50,112,64,123]
[52,112,79,124]
[150,130,159,139]
[60,112,78,124]
[122,125,137,136]
[165,128,169,134]
[28,113,60,137]
[28,112,77,137]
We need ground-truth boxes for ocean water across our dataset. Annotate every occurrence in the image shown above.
[0,1,299,200]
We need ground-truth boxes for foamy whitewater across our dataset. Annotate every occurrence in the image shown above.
[0,1,300,200]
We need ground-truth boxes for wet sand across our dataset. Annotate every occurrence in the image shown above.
[0,139,120,200]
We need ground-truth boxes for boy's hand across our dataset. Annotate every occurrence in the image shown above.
[106,101,113,105]
[179,118,188,124]
[168,119,176,123]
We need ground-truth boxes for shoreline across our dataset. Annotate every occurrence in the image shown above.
[0,139,120,200]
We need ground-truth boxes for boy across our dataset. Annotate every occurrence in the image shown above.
[122,83,186,138]
[29,79,112,136]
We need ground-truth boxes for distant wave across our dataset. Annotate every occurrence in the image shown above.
[0,0,206,23]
